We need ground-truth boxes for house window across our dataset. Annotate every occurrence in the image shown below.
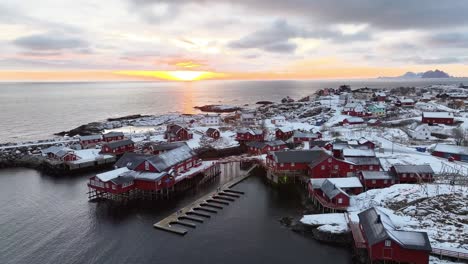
[112,185,116,190]
[338,198,343,204]
[402,173,407,178]
[321,165,325,170]
[280,163,284,167]
[385,240,391,247]
[334,165,339,170]
[144,161,149,171]
[291,162,295,167]
[384,180,388,184]
[350,165,354,169]
[372,180,376,184]
[369,166,373,170]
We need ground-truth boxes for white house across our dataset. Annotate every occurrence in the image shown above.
[240,112,256,126]
[271,115,286,125]
[409,125,431,140]
[202,114,221,126]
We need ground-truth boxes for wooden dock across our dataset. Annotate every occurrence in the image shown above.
[153,167,252,235]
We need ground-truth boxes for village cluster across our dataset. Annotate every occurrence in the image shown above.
[3,83,467,264]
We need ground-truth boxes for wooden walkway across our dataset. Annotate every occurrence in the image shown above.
[432,248,468,262]
[153,166,253,235]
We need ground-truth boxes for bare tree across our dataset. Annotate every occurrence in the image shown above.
[452,127,467,146]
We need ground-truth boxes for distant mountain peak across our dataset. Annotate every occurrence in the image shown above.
[378,69,451,79]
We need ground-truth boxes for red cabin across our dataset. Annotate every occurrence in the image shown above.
[342,117,365,126]
[100,139,135,155]
[275,128,294,140]
[421,112,454,125]
[79,134,102,148]
[293,131,322,143]
[390,164,434,183]
[358,171,395,189]
[41,146,79,162]
[245,140,287,155]
[206,128,220,139]
[236,128,264,142]
[358,208,431,264]
[308,177,363,210]
[102,132,125,143]
[164,124,193,142]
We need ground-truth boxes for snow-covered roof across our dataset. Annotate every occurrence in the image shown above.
[79,134,102,141]
[41,146,74,157]
[422,112,454,119]
[433,144,468,155]
[374,92,386,97]
[146,144,196,172]
[344,117,364,123]
[293,131,320,138]
[401,98,415,103]
[96,167,130,182]
[276,127,294,133]
[271,149,330,164]
[360,171,393,180]
[326,177,363,189]
[392,164,434,174]
[237,128,263,135]
[246,140,285,149]
[343,148,375,157]
[103,139,134,149]
[345,157,380,166]
[103,131,124,138]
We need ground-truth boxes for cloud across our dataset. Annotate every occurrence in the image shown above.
[399,56,462,64]
[127,0,468,30]
[426,33,468,48]
[13,32,89,51]
[228,19,370,53]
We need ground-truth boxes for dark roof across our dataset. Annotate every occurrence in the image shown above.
[114,152,149,169]
[166,124,187,135]
[246,140,286,149]
[310,140,331,147]
[206,128,219,134]
[103,139,134,150]
[358,208,431,251]
[392,164,434,174]
[360,171,393,180]
[321,180,346,199]
[149,142,186,151]
[345,157,381,166]
[145,144,196,172]
[271,149,330,164]
[103,131,124,138]
[80,134,102,141]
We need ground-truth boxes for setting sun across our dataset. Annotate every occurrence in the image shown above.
[114,70,226,81]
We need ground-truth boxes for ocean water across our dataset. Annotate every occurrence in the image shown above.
[0,167,352,264]
[0,79,465,143]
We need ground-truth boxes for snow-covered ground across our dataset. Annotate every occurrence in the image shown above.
[348,184,468,253]
[300,213,349,234]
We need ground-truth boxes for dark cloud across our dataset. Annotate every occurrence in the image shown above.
[13,33,89,51]
[427,33,468,48]
[400,56,462,64]
[127,0,468,30]
[228,19,370,53]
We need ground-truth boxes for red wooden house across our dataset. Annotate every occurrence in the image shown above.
[292,131,322,143]
[373,92,387,102]
[358,207,431,264]
[88,167,136,194]
[400,98,415,108]
[275,127,294,140]
[206,128,220,139]
[246,140,287,155]
[431,144,468,162]
[142,142,185,155]
[42,146,79,162]
[390,164,434,183]
[79,134,102,148]
[236,128,264,142]
[103,131,125,142]
[308,154,356,178]
[164,124,193,142]
[342,102,367,117]
[309,140,333,150]
[342,117,365,126]
[358,171,395,190]
[344,157,381,172]
[308,177,363,210]
[100,139,135,155]
[422,112,454,125]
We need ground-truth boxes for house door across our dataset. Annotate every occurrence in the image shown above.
[383,248,392,259]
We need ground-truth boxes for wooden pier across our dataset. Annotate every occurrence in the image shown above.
[153,165,252,236]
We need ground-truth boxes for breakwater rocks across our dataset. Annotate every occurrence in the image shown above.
[194,104,241,113]
[292,221,352,245]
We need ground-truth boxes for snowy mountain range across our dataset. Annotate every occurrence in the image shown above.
[379,69,452,79]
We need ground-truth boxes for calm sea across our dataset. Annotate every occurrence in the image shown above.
[0,167,352,264]
[0,79,466,143]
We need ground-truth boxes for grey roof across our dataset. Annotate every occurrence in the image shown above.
[433,144,468,155]
[293,131,320,139]
[41,146,74,158]
[146,144,196,172]
[345,157,381,166]
[103,139,134,150]
[360,171,393,180]
[103,131,124,138]
[392,164,434,174]
[114,152,149,169]
[321,180,346,199]
[148,142,186,152]
[237,128,263,135]
[271,149,330,164]
[343,148,375,157]
[166,124,186,135]
[246,140,286,149]
[358,208,432,251]
[79,134,102,141]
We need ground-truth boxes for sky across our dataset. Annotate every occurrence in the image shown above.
[1,0,468,81]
